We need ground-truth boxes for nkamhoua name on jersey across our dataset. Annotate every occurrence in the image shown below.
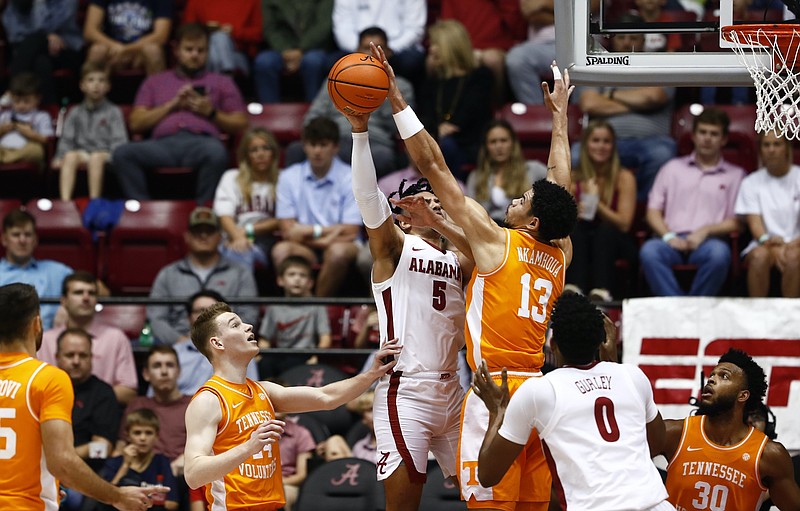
[516,247,562,279]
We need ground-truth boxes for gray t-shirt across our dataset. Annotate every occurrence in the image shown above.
[258,304,331,349]
[576,85,675,139]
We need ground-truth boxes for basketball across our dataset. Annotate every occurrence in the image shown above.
[327,53,389,114]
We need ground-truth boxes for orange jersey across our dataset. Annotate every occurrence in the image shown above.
[666,415,768,511]
[196,376,284,510]
[465,229,565,372]
[0,352,73,511]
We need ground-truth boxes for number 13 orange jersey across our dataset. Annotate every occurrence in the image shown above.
[465,229,565,372]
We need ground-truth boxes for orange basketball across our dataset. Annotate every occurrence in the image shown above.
[327,53,389,114]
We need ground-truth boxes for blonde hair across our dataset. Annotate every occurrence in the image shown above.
[427,20,476,79]
[472,120,529,203]
[576,120,622,204]
[235,128,280,205]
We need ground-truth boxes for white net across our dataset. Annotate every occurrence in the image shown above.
[724,26,800,139]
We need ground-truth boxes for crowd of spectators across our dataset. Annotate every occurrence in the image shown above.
[1,0,799,508]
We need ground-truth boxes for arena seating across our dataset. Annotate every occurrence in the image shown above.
[24,198,96,273]
[496,103,584,163]
[104,200,196,294]
[295,458,381,511]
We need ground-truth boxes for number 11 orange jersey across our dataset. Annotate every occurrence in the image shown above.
[465,229,565,372]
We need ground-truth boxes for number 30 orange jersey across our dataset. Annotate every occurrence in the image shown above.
[465,229,565,372]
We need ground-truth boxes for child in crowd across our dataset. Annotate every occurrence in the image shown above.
[52,62,128,200]
[99,409,179,511]
[0,72,53,169]
[257,256,331,378]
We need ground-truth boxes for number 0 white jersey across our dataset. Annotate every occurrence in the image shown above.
[499,361,669,511]
[372,233,465,374]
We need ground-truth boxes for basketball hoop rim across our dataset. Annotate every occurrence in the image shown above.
[721,23,800,50]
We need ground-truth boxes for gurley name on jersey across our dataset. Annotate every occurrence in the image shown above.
[679,461,747,488]
[574,375,611,394]
[516,247,562,279]
[408,256,462,284]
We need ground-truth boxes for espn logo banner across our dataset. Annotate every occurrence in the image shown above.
[622,297,800,451]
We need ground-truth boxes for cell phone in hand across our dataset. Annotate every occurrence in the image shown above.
[193,85,206,95]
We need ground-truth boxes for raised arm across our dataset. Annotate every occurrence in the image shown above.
[262,340,400,413]
[541,63,574,189]
[343,109,405,283]
[372,43,505,257]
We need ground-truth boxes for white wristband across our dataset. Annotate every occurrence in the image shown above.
[662,232,677,243]
[392,106,424,140]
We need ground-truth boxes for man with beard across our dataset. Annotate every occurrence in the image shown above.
[0,283,166,510]
[662,349,800,510]
[112,22,248,202]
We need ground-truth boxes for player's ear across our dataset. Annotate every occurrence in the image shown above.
[738,389,750,404]
[528,215,540,232]
[209,336,224,351]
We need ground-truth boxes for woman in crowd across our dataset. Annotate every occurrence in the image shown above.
[567,120,637,302]
[213,127,281,268]
[419,19,494,181]
[466,119,547,224]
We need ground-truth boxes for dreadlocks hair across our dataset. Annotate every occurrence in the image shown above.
[530,179,578,241]
[718,348,768,414]
[387,178,434,214]
[549,293,605,365]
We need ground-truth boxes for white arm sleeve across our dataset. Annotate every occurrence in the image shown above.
[352,131,393,229]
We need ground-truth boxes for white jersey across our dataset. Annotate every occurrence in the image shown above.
[372,233,465,374]
[500,361,668,511]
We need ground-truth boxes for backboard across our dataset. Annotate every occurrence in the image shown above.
[555,0,786,86]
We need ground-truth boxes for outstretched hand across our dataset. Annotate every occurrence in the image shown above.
[390,196,444,229]
[371,338,402,374]
[542,61,574,116]
[371,43,403,107]
[600,313,619,363]
[471,360,509,416]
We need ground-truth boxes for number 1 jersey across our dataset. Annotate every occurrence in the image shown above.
[465,228,564,372]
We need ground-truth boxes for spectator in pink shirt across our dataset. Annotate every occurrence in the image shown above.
[38,271,138,405]
[112,23,248,202]
[640,108,745,296]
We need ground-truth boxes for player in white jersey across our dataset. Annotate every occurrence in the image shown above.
[472,293,674,511]
[346,109,474,511]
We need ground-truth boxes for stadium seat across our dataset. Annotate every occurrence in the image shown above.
[280,364,354,436]
[295,458,381,511]
[23,199,97,273]
[419,459,466,511]
[247,103,310,147]
[291,413,332,444]
[105,200,196,295]
[279,363,348,387]
[94,303,146,340]
[496,103,584,163]
[671,104,759,172]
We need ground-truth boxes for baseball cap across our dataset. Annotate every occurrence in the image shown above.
[188,207,219,229]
